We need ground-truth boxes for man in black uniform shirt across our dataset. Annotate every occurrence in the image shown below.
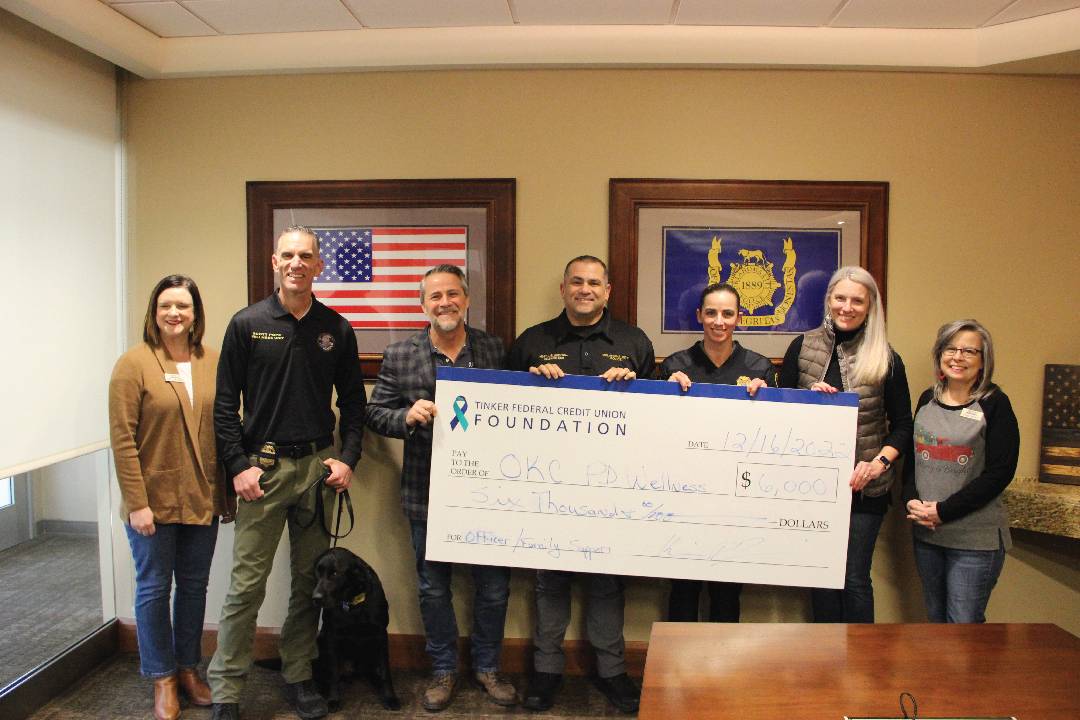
[208,226,366,720]
[508,255,654,714]
[658,282,775,624]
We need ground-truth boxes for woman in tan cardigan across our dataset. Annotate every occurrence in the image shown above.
[109,275,226,720]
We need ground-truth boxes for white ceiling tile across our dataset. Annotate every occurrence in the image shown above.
[111,2,218,37]
[513,0,673,25]
[676,0,842,27]
[985,0,1080,25]
[343,0,512,28]
[832,0,1013,29]
[181,0,361,35]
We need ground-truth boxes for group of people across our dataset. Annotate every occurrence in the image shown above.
[109,225,1020,720]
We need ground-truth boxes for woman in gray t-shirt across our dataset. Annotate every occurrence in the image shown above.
[903,319,1019,623]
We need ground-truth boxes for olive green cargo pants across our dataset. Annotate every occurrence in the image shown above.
[207,448,335,703]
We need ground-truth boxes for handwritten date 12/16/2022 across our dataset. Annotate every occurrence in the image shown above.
[687,425,851,460]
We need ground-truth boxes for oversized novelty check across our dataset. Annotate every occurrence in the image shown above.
[427,367,858,588]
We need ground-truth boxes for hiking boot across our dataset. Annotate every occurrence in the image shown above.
[474,670,518,706]
[422,671,457,712]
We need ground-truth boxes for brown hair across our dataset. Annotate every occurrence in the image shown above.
[698,282,741,311]
[143,275,205,349]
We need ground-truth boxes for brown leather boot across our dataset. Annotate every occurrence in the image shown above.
[153,674,181,720]
[177,668,212,706]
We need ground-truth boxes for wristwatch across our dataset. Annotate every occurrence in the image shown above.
[876,455,892,470]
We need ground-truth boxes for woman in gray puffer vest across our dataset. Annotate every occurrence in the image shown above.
[779,266,913,622]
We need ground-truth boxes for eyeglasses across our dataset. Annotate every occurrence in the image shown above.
[942,346,982,358]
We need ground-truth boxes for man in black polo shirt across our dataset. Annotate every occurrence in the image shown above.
[659,282,775,625]
[508,255,654,714]
[208,226,366,720]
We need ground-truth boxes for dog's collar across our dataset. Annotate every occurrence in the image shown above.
[340,592,367,612]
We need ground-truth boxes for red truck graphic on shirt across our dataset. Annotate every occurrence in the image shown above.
[915,429,974,466]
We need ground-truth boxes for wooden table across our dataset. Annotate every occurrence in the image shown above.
[639,623,1079,719]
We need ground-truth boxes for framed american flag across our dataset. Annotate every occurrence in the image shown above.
[247,179,516,377]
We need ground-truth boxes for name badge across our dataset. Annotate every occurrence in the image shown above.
[164,373,185,383]
[960,406,984,421]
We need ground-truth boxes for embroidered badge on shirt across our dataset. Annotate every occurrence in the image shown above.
[317,332,335,351]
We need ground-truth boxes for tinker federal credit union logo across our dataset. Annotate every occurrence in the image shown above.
[448,395,628,436]
[449,395,470,431]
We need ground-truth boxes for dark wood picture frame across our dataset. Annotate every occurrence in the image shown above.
[608,179,889,352]
[247,179,516,376]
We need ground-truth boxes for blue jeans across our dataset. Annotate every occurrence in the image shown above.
[408,519,511,675]
[811,511,883,623]
[126,520,219,677]
[913,537,1005,623]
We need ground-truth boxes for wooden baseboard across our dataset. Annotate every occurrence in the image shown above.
[117,620,646,676]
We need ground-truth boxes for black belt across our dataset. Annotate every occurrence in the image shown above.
[248,436,333,459]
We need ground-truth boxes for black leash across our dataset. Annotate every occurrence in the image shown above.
[294,469,355,545]
[327,488,354,547]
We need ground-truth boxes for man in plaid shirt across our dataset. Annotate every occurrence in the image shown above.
[365,264,517,712]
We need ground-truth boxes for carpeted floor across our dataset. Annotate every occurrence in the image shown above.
[28,654,634,719]
[0,533,103,688]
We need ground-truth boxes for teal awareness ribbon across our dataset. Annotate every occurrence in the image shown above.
[450,395,469,431]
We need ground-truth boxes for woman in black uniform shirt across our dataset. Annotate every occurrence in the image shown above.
[660,282,777,622]
[779,266,912,623]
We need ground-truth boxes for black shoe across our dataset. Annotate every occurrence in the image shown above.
[211,703,240,720]
[283,679,329,719]
[593,673,640,714]
[522,671,562,712]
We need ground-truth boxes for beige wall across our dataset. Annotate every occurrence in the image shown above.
[123,69,1080,638]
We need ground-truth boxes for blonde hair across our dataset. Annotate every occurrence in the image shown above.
[824,266,891,387]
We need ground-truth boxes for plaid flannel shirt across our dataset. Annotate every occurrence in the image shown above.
[365,326,506,520]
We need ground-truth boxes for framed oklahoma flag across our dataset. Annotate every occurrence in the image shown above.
[608,179,888,360]
[661,226,840,335]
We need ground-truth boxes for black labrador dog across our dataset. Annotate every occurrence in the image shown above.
[311,547,400,712]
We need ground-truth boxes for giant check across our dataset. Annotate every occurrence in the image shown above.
[427,367,858,589]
